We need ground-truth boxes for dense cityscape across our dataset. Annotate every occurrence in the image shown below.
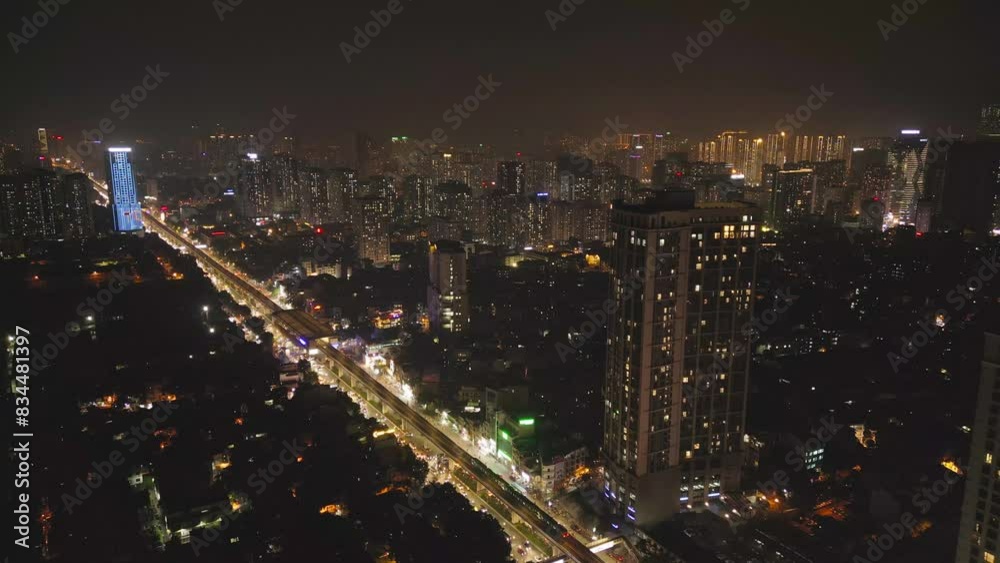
[3,1,1000,563]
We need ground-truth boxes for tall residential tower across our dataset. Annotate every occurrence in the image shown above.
[603,190,760,527]
[955,333,1000,563]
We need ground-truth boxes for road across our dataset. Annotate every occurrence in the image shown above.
[112,189,603,563]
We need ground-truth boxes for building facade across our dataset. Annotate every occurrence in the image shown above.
[353,196,389,266]
[603,190,760,527]
[955,332,1000,563]
[428,240,469,333]
[105,148,143,232]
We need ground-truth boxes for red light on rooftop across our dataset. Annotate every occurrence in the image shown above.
[315,227,323,234]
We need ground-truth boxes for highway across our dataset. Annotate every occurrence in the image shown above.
[112,189,603,563]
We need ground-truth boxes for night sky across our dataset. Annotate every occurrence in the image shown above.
[2,0,997,152]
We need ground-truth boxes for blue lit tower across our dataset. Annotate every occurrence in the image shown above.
[105,147,143,232]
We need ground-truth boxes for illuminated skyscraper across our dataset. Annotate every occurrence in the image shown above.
[603,190,759,526]
[428,239,469,333]
[697,140,720,164]
[329,167,359,222]
[497,160,526,196]
[887,130,929,224]
[236,153,273,221]
[793,135,846,163]
[353,196,389,266]
[271,154,302,216]
[861,163,894,206]
[299,167,330,224]
[61,173,95,239]
[0,169,60,239]
[402,174,431,222]
[105,147,143,232]
[763,133,788,167]
[736,138,765,185]
[770,167,816,229]
[613,133,671,184]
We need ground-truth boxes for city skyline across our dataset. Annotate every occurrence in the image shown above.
[4,2,1000,563]
[2,1,998,149]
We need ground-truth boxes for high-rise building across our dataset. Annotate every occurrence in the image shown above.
[428,239,469,333]
[793,135,846,163]
[524,159,559,196]
[0,169,60,239]
[105,148,143,232]
[736,138,765,185]
[524,193,551,247]
[299,167,330,224]
[853,136,894,151]
[366,175,398,222]
[353,196,389,266]
[61,173,95,239]
[811,160,847,216]
[978,104,1000,140]
[614,133,670,184]
[431,181,472,225]
[329,167,359,222]
[717,131,748,168]
[955,333,1000,563]
[770,167,816,229]
[0,143,22,175]
[763,133,788,167]
[887,130,930,224]
[274,135,295,156]
[497,160,526,196]
[697,140,720,164]
[236,153,273,221]
[402,175,431,222]
[206,128,254,170]
[603,190,760,527]
[271,154,302,216]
